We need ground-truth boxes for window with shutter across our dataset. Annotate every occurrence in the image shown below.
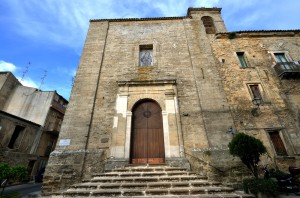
[249,85,262,100]
[268,131,288,156]
[236,52,248,68]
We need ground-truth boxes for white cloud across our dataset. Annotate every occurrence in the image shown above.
[0,60,17,72]
[3,0,223,53]
[2,0,299,101]
[219,0,300,31]
[18,77,39,89]
[0,60,39,88]
[3,0,300,54]
[71,69,77,77]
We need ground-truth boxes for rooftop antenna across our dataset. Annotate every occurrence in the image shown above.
[38,70,47,90]
[20,62,30,82]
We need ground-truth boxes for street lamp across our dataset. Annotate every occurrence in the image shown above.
[252,97,262,109]
[251,97,262,116]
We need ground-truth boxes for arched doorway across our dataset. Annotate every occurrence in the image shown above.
[130,100,165,164]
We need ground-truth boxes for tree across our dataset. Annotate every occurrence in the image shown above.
[0,163,27,195]
[228,133,267,178]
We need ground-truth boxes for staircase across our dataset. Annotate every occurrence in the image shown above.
[61,164,253,197]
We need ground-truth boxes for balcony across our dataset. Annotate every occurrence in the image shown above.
[274,61,300,79]
[51,100,66,114]
[45,122,61,135]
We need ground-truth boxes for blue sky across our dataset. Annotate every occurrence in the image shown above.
[0,0,299,100]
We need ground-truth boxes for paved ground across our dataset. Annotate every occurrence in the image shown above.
[2,183,42,198]
[235,190,300,198]
[278,194,300,198]
[2,184,300,197]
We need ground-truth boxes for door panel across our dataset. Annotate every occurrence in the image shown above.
[131,100,165,164]
[269,131,288,156]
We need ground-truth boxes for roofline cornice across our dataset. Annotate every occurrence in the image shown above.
[216,30,300,39]
[90,16,190,22]
[0,110,41,127]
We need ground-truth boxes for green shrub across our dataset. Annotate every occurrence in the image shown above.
[243,178,278,197]
[9,165,27,180]
[228,133,267,178]
[269,169,287,179]
[0,191,21,198]
[0,164,27,196]
[0,164,11,180]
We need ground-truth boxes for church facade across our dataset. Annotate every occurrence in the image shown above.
[43,8,300,193]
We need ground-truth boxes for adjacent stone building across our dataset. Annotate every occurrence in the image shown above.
[43,7,300,193]
[0,72,68,180]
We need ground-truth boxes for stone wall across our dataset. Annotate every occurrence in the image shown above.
[44,8,235,193]
[0,111,42,178]
[0,72,21,110]
[43,8,300,194]
[0,111,41,153]
[43,21,110,194]
[211,32,300,168]
[3,87,54,126]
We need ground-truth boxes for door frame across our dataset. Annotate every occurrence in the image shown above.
[111,80,184,163]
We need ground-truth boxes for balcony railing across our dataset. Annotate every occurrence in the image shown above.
[51,100,66,114]
[45,122,61,135]
[274,61,300,79]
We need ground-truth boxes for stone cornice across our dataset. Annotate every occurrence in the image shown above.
[216,30,300,39]
[90,16,190,23]
[117,79,176,86]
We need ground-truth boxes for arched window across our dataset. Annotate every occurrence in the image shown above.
[201,16,216,34]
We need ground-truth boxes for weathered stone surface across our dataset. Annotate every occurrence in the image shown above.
[55,164,252,197]
[43,7,300,195]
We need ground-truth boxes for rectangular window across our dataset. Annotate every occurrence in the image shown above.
[139,45,153,66]
[268,131,288,156]
[27,160,36,176]
[44,141,54,156]
[274,52,291,70]
[8,125,25,149]
[236,52,248,68]
[274,53,288,63]
[249,85,262,100]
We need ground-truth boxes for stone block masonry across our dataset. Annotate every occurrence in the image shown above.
[43,8,300,194]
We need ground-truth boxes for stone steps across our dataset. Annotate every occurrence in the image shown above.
[61,165,253,197]
[65,187,235,196]
[70,181,222,190]
[95,170,196,177]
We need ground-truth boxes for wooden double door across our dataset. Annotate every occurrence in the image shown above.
[130,100,165,164]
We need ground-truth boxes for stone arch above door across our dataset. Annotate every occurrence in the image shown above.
[129,97,165,112]
[109,79,184,168]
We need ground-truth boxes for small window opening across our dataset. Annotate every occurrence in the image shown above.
[249,85,262,101]
[201,16,216,34]
[44,141,54,156]
[27,160,36,176]
[8,125,25,149]
[268,131,288,156]
[139,45,153,66]
[236,52,248,68]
